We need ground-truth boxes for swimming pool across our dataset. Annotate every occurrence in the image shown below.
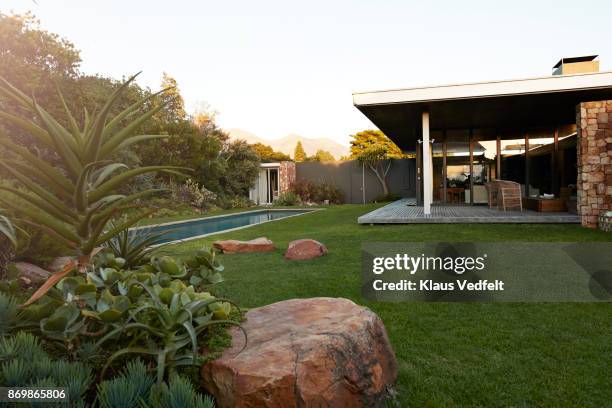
[132,209,315,245]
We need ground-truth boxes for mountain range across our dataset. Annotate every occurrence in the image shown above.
[226,129,350,160]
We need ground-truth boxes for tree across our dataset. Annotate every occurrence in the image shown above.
[294,141,306,162]
[350,130,404,196]
[218,140,260,197]
[312,149,335,162]
[0,12,81,96]
[349,129,403,159]
[0,12,82,148]
[154,72,186,124]
[251,143,291,162]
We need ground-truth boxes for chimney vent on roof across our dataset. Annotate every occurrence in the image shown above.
[552,55,599,75]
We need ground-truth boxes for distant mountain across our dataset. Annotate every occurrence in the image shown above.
[226,129,349,160]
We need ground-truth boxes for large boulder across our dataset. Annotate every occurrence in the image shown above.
[284,239,327,260]
[212,237,275,254]
[202,297,397,408]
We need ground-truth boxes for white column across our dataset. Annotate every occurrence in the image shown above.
[422,111,432,215]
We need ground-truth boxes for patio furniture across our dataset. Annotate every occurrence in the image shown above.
[445,187,463,204]
[485,182,498,209]
[522,197,566,212]
[497,181,522,211]
[464,185,488,204]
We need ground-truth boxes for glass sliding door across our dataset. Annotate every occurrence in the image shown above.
[443,129,470,204]
[499,129,526,193]
[470,129,497,204]
[431,130,444,203]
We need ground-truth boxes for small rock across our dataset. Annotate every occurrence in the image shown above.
[213,237,275,254]
[48,256,73,272]
[284,239,327,260]
[14,262,52,284]
[202,297,398,408]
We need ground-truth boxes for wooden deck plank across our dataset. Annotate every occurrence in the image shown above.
[358,198,580,224]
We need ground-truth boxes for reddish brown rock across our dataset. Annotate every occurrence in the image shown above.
[212,237,275,254]
[284,239,327,260]
[202,297,397,408]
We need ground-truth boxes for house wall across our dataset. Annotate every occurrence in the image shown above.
[279,161,296,194]
[576,100,612,228]
[296,159,416,204]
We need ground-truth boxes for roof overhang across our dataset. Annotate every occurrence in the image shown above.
[353,71,612,151]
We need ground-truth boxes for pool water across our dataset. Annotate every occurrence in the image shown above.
[135,209,312,244]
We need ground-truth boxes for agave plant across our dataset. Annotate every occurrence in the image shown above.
[103,222,169,269]
[0,74,186,305]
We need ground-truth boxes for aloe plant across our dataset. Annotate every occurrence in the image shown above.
[0,74,186,305]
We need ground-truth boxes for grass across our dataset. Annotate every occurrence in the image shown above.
[159,204,611,407]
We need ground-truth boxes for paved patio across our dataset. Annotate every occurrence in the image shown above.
[358,198,580,224]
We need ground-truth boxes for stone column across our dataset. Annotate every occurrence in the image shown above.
[576,100,612,228]
[279,161,296,194]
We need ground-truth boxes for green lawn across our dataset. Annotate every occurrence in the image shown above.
[161,204,611,407]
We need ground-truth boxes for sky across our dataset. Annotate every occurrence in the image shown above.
[3,0,612,146]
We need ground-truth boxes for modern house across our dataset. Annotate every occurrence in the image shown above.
[354,56,612,227]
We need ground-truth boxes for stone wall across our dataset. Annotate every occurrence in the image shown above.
[278,161,296,194]
[576,100,612,228]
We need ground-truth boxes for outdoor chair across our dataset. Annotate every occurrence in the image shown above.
[485,182,498,209]
[497,181,522,211]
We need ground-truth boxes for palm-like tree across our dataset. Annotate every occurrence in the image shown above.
[0,74,186,304]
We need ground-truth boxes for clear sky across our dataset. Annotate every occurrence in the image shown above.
[3,0,612,145]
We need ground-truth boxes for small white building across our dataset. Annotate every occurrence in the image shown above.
[249,161,296,205]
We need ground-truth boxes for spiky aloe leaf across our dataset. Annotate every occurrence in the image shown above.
[99,104,167,158]
[0,214,18,248]
[0,112,54,148]
[0,186,76,225]
[0,162,76,217]
[102,86,170,139]
[88,166,188,203]
[85,73,141,162]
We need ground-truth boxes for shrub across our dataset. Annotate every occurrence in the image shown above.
[12,247,242,384]
[290,180,343,204]
[290,180,317,202]
[0,293,20,335]
[314,181,344,204]
[174,179,217,210]
[0,332,92,405]
[228,195,255,209]
[0,332,212,408]
[18,229,70,266]
[373,193,402,203]
[276,191,302,206]
[215,194,255,209]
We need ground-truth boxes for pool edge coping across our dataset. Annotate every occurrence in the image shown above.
[131,207,321,230]
[141,208,325,247]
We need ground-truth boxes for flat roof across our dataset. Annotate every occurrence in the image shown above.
[353,70,612,106]
[353,70,612,150]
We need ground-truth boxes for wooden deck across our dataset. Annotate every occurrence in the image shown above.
[358,198,580,224]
